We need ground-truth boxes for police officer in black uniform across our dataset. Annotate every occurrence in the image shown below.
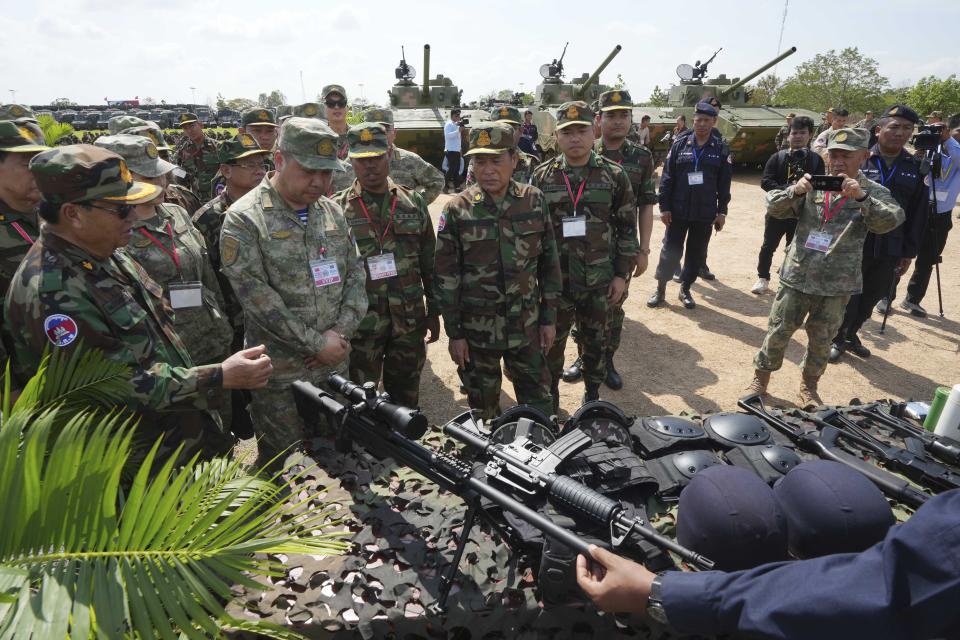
[829,104,926,362]
[648,101,732,309]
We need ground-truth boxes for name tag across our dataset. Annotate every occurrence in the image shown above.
[936,190,950,203]
[687,171,704,185]
[168,281,203,309]
[310,258,342,287]
[367,252,398,280]
[562,216,586,238]
[804,230,833,253]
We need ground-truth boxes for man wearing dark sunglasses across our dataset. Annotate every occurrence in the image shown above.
[4,145,274,466]
[322,84,350,160]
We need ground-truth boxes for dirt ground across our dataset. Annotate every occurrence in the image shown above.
[418,171,960,424]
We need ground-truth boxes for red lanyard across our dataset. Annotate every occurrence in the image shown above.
[10,221,33,245]
[356,192,398,252]
[137,223,181,273]
[561,171,586,214]
[822,192,847,226]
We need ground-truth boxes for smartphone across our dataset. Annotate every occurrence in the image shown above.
[810,175,845,191]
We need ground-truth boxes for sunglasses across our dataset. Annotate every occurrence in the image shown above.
[325,99,347,109]
[82,202,135,220]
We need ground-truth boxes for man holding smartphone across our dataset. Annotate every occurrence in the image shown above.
[746,128,904,407]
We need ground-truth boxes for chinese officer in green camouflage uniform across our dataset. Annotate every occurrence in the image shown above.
[5,145,273,464]
[562,90,655,390]
[748,128,904,406]
[434,122,561,420]
[363,108,445,204]
[531,101,638,405]
[334,123,439,408]
[220,118,367,468]
[174,112,219,201]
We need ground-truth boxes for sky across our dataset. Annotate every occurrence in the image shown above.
[3,0,957,108]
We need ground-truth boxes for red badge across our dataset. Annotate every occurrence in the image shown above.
[437,212,446,233]
[44,314,79,347]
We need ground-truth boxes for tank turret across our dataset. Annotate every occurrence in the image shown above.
[388,44,462,109]
[534,44,622,107]
[668,47,797,107]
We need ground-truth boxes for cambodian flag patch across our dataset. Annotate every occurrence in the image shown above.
[437,212,446,233]
[44,314,79,347]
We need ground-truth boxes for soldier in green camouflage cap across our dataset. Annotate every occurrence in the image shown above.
[364,107,444,203]
[5,144,274,465]
[532,100,639,407]
[464,106,539,188]
[0,104,37,124]
[332,123,438,407]
[562,89,655,391]
[239,107,279,152]
[221,117,367,469]
[435,122,561,419]
[322,84,350,160]
[748,127,904,407]
[174,112,219,201]
[292,102,325,120]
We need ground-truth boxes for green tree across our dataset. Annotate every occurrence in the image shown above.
[904,75,960,119]
[648,85,669,107]
[775,47,889,113]
[747,74,782,105]
[36,114,73,146]
[258,90,287,108]
[50,98,77,109]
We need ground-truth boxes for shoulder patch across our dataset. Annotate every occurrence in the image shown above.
[44,314,79,347]
[437,212,446,233]
[222,235,240,266]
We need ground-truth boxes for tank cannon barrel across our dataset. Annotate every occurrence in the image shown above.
[422,44,431,104]
[719,46,797,99]
[576,44,622,98]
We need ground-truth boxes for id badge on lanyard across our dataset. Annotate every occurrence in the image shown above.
[169,281,203,308]
[561,170,588,238]
[367,252,398,280]
[687,145,706,186]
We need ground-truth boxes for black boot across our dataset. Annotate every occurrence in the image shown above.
[562,356,583,383]
[647,282,666,308]
[679,287,696,309]
[604,353,623,390]
[699,265,716,281]
[583,383,600,404]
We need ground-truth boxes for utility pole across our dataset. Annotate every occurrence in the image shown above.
[189,86,197,106]
[8,89,15,103]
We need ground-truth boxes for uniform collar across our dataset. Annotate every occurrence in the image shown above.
[868,144,911,163]
[39,228,112,275]
[132,204,174,231]
[349,177,399,202]
[559,150,601,171]
[0,198,39,229]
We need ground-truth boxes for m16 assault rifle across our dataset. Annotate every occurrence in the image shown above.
[293,375,714,611]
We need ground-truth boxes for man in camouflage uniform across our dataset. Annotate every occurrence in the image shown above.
[322,85,350,160]
[239,107,279,155]
[775,113,796,150]
[174,112,219,201]
[466,106,539,185]
[5,145,273,464]
[748,128,904,406]
[221,118,367,469]
[561,91,654,390]
[364,108,445,204]
[435,122,561,420]
[532,102,638,405]
[333,123,439,408]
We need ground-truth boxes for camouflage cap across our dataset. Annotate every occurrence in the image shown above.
[292,102,325,120]
[926,110,943,119]
[241,107,277,127]
[598,90,633,111]
[125,124,171,151]
[93,133,177,179]
[490,105,522,125]
[882,104,919,124]
[555,101,595,130]
[219,133,270,163]
[108,114,150,135]
[826,127,870,152]
[278,117,340,170]
[178,112,199,126]
[29,144,160,206]
[464,122,515,156]
[347,123,388,158]
[0,120,50,153]
[364,107,394,126]
[322,84,347,100]
[0,104,37,123]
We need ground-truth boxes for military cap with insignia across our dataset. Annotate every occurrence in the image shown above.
[490,105,522,125]
[278,117,340,170]
[29,144,160,205]
[125,124,171,151]
[93,133,177,179]
[347,123,389,158]
[242,107,278,127]
[598,89,634,111]
[292,102,325,120]
[108,114,151,135]
[695,101,718,117]
[882,104,919,124]
[363,108,394,126]
[826,127,870,151]
[0,104,37,124]
[555,101,595,130]
[178,112,199,126]
[322,84,347,100]
[464,122,515,156]
[219,133,270,164]
[0,120,50,152]
[926,110,943,120]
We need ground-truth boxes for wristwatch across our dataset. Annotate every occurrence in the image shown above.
[639,248,651,256]
[646,574,669,625]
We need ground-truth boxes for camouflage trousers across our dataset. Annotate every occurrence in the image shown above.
[464,330,553,420]
[548,289,609,387]
[570,273,631,358]
[754,284,850,378]
[349,319,426,408]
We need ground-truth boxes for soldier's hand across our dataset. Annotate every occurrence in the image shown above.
[448,338,470,368]
[425,315,441,344]
[793,174,813,196]
[607,276,626,304]
[659,211,672,226]
[222,345,273,389]
[576,544,656,615]
[313,330,350,367]
[713,214,726,231]
[633,253,649,277]
[539,324,556,353]
[839,173,866,200]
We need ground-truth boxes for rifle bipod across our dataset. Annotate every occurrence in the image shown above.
[432,499,481,613]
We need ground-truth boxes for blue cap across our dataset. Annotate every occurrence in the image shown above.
[695,101,718,117]
[677,466,789,571]
[773,460,895,559]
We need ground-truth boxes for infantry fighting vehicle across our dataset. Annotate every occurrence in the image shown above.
[638,47,821,165]
[387,44,488,167]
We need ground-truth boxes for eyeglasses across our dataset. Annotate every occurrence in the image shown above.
[325,99,347,109]
[81,202,135,220]
[232,161,269,170]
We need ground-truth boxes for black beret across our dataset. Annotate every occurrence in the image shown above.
[882,104,919,124]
